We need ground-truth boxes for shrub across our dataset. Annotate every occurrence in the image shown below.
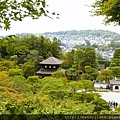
[52,70,65,78]
[8,68,23,76]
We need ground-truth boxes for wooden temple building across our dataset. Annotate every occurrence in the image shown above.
[36,56,63,78]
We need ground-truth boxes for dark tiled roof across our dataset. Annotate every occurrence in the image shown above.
[110,80,120,85]
[36,70,53,75]
[40,56,63,65]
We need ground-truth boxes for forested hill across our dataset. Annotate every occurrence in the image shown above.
[43,30,120,41]
[1,30,120,41]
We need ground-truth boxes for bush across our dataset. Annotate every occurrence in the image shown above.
[80,80,95,91]
[52,70,65,78]
[93,98,110,113]
[72,92,99,103]
[22,62,35,78]
[10,76,34,94]
[27,76,41,83]
[8,68,23,76]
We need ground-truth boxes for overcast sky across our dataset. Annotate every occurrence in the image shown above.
[1,0,120,36]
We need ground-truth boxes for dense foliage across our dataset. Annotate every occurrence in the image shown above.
[0,34,119,116]
[92,0,120,25]
[110,48,120,78]
[63,47,99,80]
[0,0,120,116]
[0,73,111,114]
[0,34,62,73]
[0,0,59,30]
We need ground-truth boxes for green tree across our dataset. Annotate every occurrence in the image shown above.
[64,48,98,81]
[110,48,120,67]
[72,92,99,103]
[110,48,120,78]
[8,68,23,76]
[52,70,65,78]
[80,66,98,80]
[65,68,78,80]
[0,71,24,102]
[27,75,41,83]
[24,50,39,62]
[67,81,84,94]
[93,98,110,113]
[0,0,59,30]
[10,76,34,94]
[27,76,41,93]
[97,69,114,83]
[37,36,50,58]
[92,0,120,25]
[50,37,62,58]
[10,55,18,65]
[39,99,95,114]
[0,60,15,71]
[110,67,120,79]
[80,80,95,91]
[61,50,75,69]
[109,40,120,50]
[40,77,68,100]
[0,71,13,88]
[22,62,35,78]
[74,47,98,72]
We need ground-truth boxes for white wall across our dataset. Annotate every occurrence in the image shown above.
[94,83,109,89]
[112,85,120,92]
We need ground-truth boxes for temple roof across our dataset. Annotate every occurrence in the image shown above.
[40,56,63,65]
[36,70,53,75]
[110,80,120,85]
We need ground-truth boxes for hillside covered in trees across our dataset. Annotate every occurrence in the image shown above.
[44,30,120,41]
[0,0,120,118]
[0,34,120,118]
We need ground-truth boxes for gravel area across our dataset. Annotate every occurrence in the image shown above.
[97,92,120,105]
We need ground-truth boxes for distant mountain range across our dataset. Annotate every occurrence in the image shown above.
[1,30,120,41]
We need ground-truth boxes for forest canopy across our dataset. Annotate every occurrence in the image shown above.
[0,34,120,116]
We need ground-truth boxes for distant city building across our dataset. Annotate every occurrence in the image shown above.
[43,30,120,59]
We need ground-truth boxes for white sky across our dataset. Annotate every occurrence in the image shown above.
[1,0,120,36]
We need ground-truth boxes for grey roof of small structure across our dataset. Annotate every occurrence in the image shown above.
[36,70,52,75]
[40,56,63,65]
[110,79,120,85]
